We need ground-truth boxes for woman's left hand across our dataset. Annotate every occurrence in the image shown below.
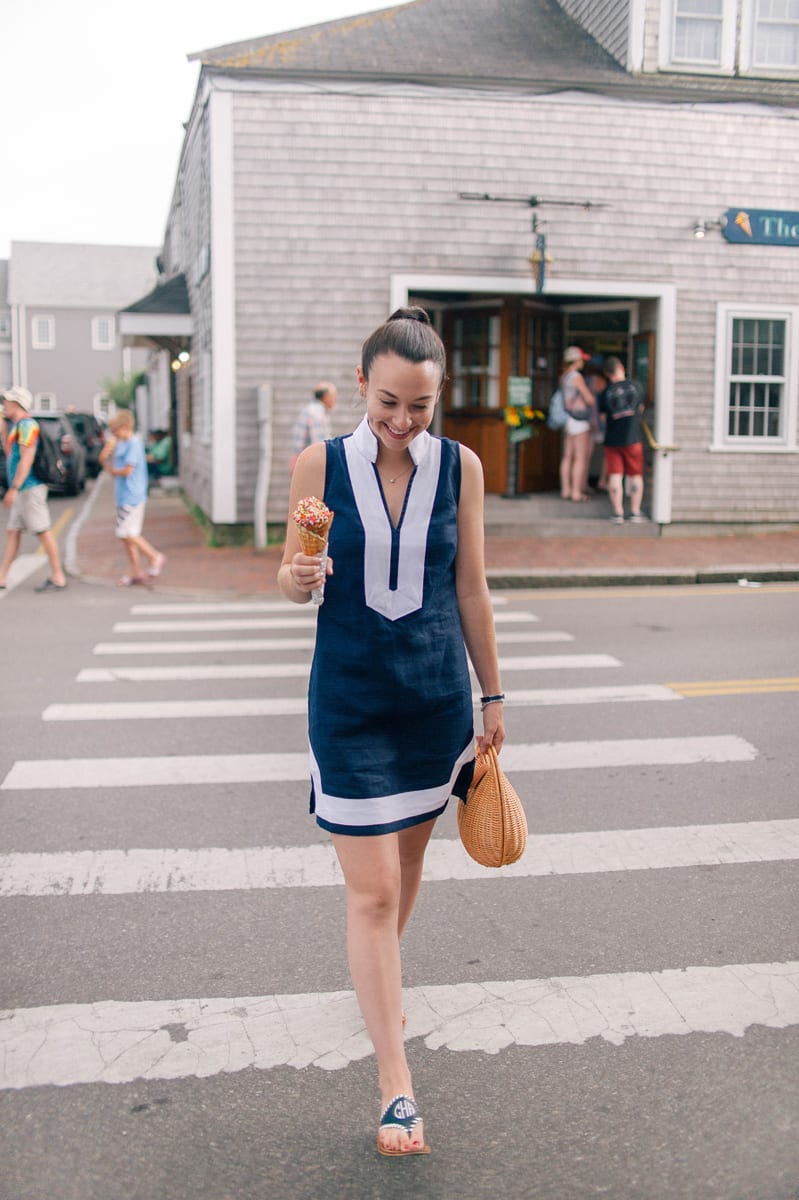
[477,703,505,754]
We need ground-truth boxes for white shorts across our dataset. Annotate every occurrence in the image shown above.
[7,484,51,535]
[565,415,591,436]
[115,503,146,539]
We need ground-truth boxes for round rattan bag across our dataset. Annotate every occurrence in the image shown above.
[457,743,527,868]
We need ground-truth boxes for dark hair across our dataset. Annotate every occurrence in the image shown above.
[361,306,446,387]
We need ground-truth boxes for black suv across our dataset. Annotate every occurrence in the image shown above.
[28,412,87,495]
[67,411,107,478]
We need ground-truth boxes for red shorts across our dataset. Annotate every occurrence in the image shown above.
[604,443,644,477]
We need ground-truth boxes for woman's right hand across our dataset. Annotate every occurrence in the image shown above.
[288,551,332,596]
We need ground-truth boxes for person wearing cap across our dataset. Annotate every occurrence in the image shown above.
[558,346,597,503]
[289,381,337,472]
[0,386,67,592]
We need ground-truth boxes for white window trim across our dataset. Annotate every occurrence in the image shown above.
[91,315,116,350]
[711,303,799,453]
[659,0,737,73]
[740,0,799,75]
[31,314,55,350]
[34,392,56,411]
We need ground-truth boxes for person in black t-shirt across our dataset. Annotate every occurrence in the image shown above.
[599,357,647,524]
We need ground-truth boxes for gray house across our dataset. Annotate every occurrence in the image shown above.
[124,0,799,533]
[7,241,159,414]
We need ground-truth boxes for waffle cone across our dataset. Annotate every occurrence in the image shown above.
[294,517,332,556]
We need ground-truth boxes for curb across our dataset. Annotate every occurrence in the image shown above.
[485,565,799,589]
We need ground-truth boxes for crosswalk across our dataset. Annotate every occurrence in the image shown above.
[2,593,798,1101]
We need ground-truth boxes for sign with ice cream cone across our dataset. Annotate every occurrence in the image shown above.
[722,208,799,247]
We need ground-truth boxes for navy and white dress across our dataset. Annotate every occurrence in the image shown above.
[308,416,475,836]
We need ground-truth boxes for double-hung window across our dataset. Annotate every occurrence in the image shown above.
[714,306,798,450]
[662,0,736,70]
[744,0,799,71]
[91,315,115,350]
[31,315,55,349]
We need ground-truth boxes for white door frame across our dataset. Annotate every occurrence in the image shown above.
[390,273,677,524]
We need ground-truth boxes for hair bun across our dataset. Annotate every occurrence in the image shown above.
[387,305,432,327]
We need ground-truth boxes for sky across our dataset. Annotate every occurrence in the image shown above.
[0,0,412,259]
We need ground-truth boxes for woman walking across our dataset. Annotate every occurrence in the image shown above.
[279,307,505,1157]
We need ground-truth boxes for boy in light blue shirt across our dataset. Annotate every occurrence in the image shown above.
[100,410,166,586]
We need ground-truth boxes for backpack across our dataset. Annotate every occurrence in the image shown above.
[546,387,567,431]
[32,424,68,488]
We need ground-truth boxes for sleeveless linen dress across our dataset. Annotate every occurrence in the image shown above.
[308,416,475,836]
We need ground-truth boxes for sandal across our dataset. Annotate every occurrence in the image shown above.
[117,575,147,587]
[377,1095,431,1157]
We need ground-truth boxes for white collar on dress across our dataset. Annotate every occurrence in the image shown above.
[352,415,432,467]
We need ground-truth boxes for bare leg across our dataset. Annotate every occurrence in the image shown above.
[628,475,644,516]
[559,439,571,499]
[127,533,163,570]
[37,529,66,586]
[122,537,144,579]
[332,827,430,1154]
[572,431,593,500]
[0,528,22,585]
[397,820,436,939]
[607,472,624,518]
[560,435,577,499]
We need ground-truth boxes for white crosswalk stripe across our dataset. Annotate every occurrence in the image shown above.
[43,683,677,721]
[76,653,620,683]
[111,609,538,635]
[2,961,797,1090]
[0,736,756,791]
[2,819,797,896]
[91,629,570,656]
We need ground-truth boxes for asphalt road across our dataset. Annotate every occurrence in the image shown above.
[1,567,798,1200]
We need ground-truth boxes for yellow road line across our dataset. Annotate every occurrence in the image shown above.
[668,677,799,697]
[34,507,74,555]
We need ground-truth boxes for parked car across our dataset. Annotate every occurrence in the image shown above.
[28,411,87,495]
[67,411,107,478]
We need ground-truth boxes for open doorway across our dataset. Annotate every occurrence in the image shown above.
[436,298,655,496]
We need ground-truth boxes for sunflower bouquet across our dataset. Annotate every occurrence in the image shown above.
[504,404,546,443]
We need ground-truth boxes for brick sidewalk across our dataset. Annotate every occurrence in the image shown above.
[72,477,799,596]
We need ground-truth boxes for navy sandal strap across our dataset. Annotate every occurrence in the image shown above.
[379,1094,421,1134]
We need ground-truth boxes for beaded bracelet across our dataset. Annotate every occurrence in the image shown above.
[480,693,505,711]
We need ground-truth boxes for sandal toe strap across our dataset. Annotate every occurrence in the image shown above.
[379,1094,421,1134]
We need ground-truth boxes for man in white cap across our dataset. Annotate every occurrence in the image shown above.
[0,386,67,591]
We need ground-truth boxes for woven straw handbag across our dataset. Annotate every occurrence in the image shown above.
[457,743,527,868]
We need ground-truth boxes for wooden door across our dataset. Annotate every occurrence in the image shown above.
[441,308,510,494]
[514,306,563,493]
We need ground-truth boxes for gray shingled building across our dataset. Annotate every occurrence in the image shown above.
[121,0,799,534]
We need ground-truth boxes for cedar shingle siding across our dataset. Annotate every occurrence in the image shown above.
[157,0,799,528]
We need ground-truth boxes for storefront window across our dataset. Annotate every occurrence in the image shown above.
[450,314,501,409]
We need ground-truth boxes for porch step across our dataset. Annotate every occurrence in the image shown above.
[484,493,660,538]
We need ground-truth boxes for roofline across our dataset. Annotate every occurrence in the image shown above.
[197,63,799,109]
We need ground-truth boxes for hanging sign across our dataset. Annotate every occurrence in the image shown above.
[507,377,532,407]
[722,208,799,247]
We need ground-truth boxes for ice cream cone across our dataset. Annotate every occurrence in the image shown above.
[292,496,334,605]
[295,524,330,557]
